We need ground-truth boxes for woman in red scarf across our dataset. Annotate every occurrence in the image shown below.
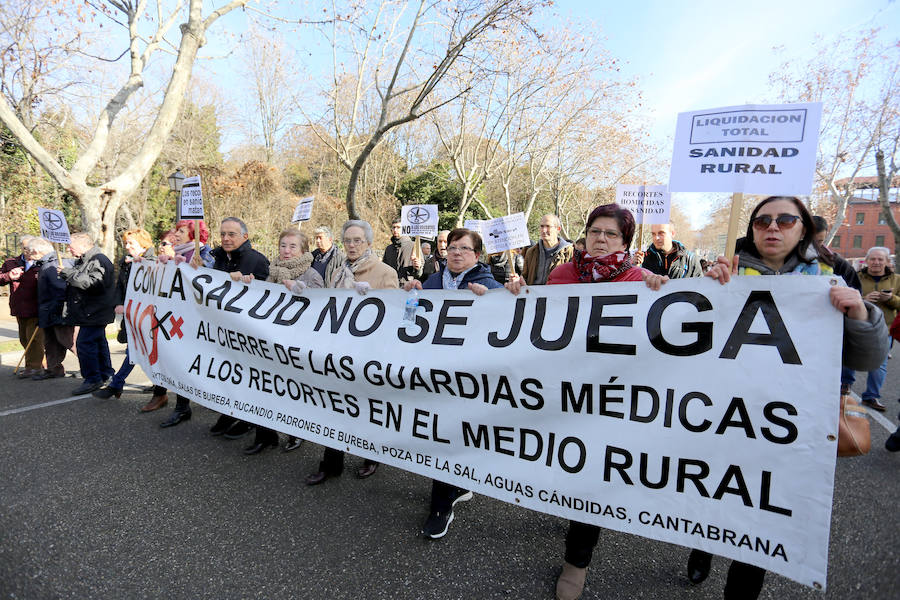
[506,203,665,600]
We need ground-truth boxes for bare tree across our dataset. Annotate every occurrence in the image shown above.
[304,0,544,221]
[0,0,249,253]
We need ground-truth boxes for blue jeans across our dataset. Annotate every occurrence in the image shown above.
[842,338,890,401]
[109,347,135,391]
[76,326,114,384]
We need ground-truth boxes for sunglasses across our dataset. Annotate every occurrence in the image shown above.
[751,214,801,231]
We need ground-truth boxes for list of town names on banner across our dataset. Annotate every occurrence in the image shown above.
[125,263,843,588]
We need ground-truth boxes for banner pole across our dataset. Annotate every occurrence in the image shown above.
[725,192,744,262]
[54,243,62,265]
[413,236,422,261]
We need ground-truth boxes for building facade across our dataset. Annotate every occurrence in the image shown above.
[827,176,900,261]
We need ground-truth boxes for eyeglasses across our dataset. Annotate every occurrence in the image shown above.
[751,214,801,231]
[343,238,367,246]
[586,228,621,240]
[447,245,474,254]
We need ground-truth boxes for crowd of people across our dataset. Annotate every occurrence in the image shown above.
[1,197,897,600]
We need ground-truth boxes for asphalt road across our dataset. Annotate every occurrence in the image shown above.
[0,343,898,600]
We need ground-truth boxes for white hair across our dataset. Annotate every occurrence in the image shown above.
[866,246,891,259]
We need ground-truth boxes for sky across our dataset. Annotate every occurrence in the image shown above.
[195,0,900,228]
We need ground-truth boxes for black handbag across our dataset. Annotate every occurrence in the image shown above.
[117,319,128,344]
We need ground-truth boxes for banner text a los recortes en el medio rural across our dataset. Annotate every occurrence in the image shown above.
[126,262,842,589]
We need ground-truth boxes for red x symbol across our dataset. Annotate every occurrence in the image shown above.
[168,315,184,339]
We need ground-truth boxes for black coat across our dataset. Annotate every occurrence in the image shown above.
[36,252,72,328]
[210,240,270,279]
[383,236,420,282]
[642,240,703,278]
[60,247,116,327]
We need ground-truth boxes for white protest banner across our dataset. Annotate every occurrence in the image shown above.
[400,204,438,237]
[126,263,842,589]
[37,208,71,244]
[464,213,530,254]
[292,196,315,223]
[179,176,204,219]
[615,184,671,225]
[669,102,822,195]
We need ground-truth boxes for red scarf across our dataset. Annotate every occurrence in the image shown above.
[573,250,633,282]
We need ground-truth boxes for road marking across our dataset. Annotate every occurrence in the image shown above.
[0,381,152,417]
[849,391,897,434]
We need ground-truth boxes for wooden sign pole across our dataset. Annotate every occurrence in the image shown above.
[413,236,422,262]
[725,192,744,262]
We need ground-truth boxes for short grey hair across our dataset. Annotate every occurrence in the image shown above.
[313,226,333,239]
[866,246,891,259]
[27,238,53,255]
[70,232,94,246]
[221,217,248,235]
[541,214,561,228]
[341,220,374,245]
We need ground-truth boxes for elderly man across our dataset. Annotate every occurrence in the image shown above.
[521,214,573,285]
[59,232,116,395]
[637,223,703,278]
[310,225,345,285]
[161,217,270,429]
[31,238,74,380]
[843,246,900,412]
[420,230,448,282]
[383,219,421,283]
[0,236,44,378]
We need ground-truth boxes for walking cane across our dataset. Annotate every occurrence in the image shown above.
[14,326,41,375]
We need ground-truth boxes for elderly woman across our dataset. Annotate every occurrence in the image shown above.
[302,219,398,485]
[240,228,325,455]
[505,204,665,600]
[698,196,888,600]
[93,229,157,400]
[403,228,504,539]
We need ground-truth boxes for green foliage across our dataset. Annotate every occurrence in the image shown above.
[283,162,313,196]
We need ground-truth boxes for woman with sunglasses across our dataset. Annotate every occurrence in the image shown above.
[700,196,888,600]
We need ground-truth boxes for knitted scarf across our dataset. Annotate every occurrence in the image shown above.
[332,249,375,289]
[267,253,313,283]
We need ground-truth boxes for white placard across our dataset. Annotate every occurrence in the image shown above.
[292,196,315,223]
[400,204,439,237]
[464,213,530,254]
[37,208,71,244]
[179,176,204,219]
[615,184,671,225]
[669,102,822,195]
[125,263,843,589]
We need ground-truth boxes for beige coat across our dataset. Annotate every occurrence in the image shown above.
[329,256,399,290]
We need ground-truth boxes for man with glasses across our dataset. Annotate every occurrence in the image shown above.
[160,217,270,429]
[521,214,573,285]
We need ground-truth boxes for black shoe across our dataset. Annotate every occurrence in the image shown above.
[223,421,253,439]
[305,471,335,486]
[283,437,302,452]
[886,430,900,452]
[687,549,712,585]
[209,416,233,436]
[32,369,65,380]
[244,440,278,455]
[356,463,379,478]
[71,381,103,395]
[92,386,122,399]
[160,410,191,428]
[422,510,454,539]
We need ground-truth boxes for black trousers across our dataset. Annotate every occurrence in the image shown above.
[692,550,766,600]
[318,447,377,475]
[564,521,600,568]
[429,479,468,513]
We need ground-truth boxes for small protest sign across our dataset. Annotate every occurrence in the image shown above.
[615,184,670,224]
[179,176,204,219]
[37,208,71,244]
[466,213,530,254]
[292,196,314,223]
[669,102,822,195]
[400,204,438,237]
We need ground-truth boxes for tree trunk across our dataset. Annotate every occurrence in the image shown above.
[875,150,900,271]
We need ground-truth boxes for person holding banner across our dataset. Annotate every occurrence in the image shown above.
[304,220,398,485]
[59,233,117,396]
[32,238,73,380]
[239,228,324,455]
[0,236,44,378]
[402,228,504,539]
[504,203,666,600]
[311,226,345,285]
[172,219,213,268]
[383,220,421,284]
[702,195,889,600]
[520,214,573,286]
[93,229,157,402]
[160,218,269,429]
